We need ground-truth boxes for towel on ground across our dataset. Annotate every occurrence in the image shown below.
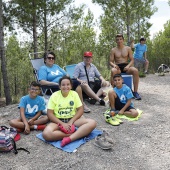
[104,108,143,121]
[36,128,102,153]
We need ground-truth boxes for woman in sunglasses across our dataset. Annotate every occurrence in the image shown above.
[38,51,90,113]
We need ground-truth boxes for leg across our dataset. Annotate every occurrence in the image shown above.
[75,85,90,112]
[96,88,103,97]
[33,115,49,125]
[124,109,138,118]
[81,84,101,101]
[69,117,96,141]
[9,118,26,129]
[108,90,117,110]
[42,122,70,141]
[144,59,149,73]
[126,67,139,92]
[110,68,120,86]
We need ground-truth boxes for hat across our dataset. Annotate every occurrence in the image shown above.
[84,51,93,57]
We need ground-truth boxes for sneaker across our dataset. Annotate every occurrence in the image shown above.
[100,130,114,144]
[133,92,141,100]
[84,107,91,113]
[88,98,96,105]
[99,99,105,106]
[84,104,91,113]
[113,116,123,124]
[94,136,112,150]
[104,114,120,126]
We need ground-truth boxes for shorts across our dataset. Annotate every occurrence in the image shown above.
[117,63,128,73]
[115,96,135,111]
[89,80,101,93]
[59,118,72,123]
[134,58,145,68]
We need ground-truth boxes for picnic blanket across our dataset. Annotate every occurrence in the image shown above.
[36,128,102,153]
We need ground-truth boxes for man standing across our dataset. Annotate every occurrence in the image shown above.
[109,34,141,100]
[130,37,149,74]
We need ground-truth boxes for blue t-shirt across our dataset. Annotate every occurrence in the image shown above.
[133,43,147,60]
[18,95,46,118]
[113,84,134,107]
[38,64,66,83]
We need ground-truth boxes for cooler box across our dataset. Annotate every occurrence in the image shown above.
[121,73,133,89]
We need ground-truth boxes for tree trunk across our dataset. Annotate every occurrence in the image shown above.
[0,0,12,105]
[32,0,38,58]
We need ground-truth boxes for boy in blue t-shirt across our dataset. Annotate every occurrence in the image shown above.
[108,74,138,118]
[9,81,49,134]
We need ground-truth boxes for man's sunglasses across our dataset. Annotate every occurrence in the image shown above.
[47,57,55,60]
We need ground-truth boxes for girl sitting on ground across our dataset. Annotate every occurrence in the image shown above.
[42,76,96,147]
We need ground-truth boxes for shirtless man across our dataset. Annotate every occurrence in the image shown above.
[109,34,141,100]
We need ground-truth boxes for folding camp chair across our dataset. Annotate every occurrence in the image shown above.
[63,64,77,78]
[29,52,56,96]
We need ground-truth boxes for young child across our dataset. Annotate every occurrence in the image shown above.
[9,81,49,134]
[42,75,96,147]
[108,74,138,118]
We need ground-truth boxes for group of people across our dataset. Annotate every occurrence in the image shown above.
[9,34,148,147]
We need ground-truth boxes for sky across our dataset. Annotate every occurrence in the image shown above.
[74,0,170,39]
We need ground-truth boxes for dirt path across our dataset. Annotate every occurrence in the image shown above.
[0,73,170,170]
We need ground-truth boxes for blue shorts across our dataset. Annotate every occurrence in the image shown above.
[115,96,135,111]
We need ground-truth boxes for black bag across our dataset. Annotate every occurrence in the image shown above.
[0,126,30,154]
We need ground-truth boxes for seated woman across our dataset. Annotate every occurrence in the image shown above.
[42,76,96,147]
[38,51,90,113]
[73,51,107,106]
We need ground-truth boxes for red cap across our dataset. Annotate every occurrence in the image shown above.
[84,51,93,57]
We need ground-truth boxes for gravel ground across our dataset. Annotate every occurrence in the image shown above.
[0,73,170,170]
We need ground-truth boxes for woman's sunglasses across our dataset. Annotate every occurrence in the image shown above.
[47,57,55,60]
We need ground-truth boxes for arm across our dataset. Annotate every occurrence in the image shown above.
[28,111,42,125]
[130,40,134,49]
[109,48,117,67]
[119,99,131,114]
[39,80,58,86]
[20,108,30,134]
[68,106,84,125]
[127,47,134,67]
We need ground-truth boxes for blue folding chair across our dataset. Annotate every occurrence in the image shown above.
[63,64,77,78]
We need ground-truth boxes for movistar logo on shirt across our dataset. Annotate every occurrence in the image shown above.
[51,70,62,75]
[120,94,126,101]
[26,104,38,113]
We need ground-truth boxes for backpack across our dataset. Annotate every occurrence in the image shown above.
[0,126,30,154]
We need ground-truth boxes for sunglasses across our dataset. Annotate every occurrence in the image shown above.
[47,57,55,60]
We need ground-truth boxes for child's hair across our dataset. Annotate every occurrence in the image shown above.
[113,74,123,80]
[30,81,41,88]
[59,76,73,87]
[140,37,146,42]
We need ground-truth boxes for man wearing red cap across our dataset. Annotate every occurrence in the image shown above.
[73,51,107,105]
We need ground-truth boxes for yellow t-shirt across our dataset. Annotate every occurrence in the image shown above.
[48,90,82,119]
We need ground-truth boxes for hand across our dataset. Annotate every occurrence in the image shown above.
[24,124,30,134]
[101,80,107,87]
[80,81,87,85]
[124,65,130,72]
[118,109,124,115]
[60,123,72,132]
[28,119,34,126]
